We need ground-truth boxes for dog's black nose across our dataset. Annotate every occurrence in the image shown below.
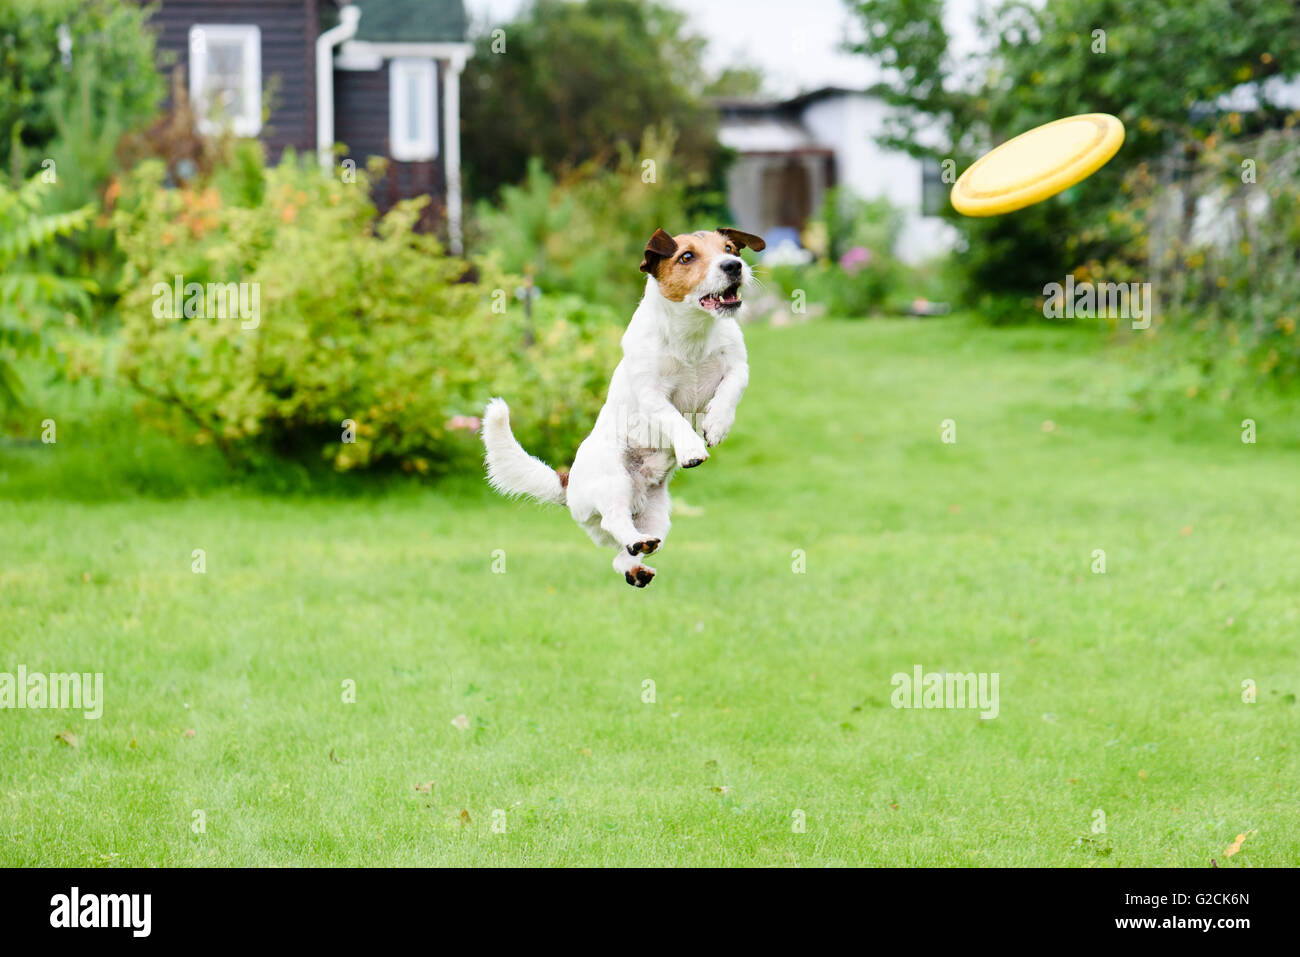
[721,258,742,279]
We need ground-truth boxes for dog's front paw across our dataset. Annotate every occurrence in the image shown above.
[702,406,735,448]
[675,435,709,469]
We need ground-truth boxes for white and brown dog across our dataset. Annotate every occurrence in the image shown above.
[482,226,764,587]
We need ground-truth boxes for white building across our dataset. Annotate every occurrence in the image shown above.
[716,87,957,263]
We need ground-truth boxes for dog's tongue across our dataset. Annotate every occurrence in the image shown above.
[700,295,719,310]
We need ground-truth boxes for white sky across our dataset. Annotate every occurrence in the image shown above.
[464,0,986,99]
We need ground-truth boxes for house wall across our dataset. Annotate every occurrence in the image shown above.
[800,94,956,263]
[146,0,319,158]
[725,153,832,239]
[333,59,449,228]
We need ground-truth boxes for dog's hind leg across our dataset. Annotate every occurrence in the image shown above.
[634,485,671,552]
[613,547,656,588]
[595,477,660,557]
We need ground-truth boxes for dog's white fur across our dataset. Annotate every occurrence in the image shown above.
[482,240,752,586]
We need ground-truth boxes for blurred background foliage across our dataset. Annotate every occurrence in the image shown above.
[461,0,733,220]
[2,0,1300,476]
[97,145,617,473]
[846,0,1300,393]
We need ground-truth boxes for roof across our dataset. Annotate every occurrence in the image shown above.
[715,87,866,155]
[718,116,829,154]
[322,0,469,43]
[713,86,868,116]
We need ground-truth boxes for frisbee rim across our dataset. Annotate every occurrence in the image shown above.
[951,113,1126,217]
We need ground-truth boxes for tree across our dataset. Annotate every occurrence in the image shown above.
[0,0,164,181]
[844,0,1300,296]
[461,0,730,215]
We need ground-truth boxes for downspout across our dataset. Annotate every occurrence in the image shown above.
[316,4,361,169]
[442,49,469,254]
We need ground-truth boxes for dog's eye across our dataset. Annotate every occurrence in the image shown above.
[679,251,694,263]
[725,244,735,253]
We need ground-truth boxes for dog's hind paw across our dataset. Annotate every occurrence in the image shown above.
[624,565,656,588]
[626,538,661,556]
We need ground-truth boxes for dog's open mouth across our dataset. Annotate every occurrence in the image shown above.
[700,283,742,312]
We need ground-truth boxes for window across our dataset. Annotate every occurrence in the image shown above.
[189,25,262,136]
[389,58,438,161]
[921,157,946,217]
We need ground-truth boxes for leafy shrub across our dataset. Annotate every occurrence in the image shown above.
[762,190,911,318]
[0,175,94,408]
[109,149,617,472]
[503,292,622,462]
[1109,126,1300,391]
[471,129,712,309]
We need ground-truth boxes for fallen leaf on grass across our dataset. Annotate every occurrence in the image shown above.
[459,809,472,824]
[1224,830,1256,859]
[708,786,732,795]
[55,730,78,749]
[182,728,195,739]
[451,714,470,731]
[414,781,434,794]
[328,749,342,764]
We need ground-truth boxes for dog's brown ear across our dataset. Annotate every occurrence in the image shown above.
[640,228,677,275]
[716,227,766,252]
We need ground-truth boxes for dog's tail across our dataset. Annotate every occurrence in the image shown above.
[481,398,568,506]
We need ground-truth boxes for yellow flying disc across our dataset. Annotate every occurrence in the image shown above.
[951,113,1125,217]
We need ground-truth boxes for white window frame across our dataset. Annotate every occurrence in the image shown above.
[389,58,438,162]
[189,24,262,137]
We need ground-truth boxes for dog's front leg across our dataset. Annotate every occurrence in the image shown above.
[631,375,710,468]
[703,355,748,448]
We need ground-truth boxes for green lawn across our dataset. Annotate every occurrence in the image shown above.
[2,317,1296,866]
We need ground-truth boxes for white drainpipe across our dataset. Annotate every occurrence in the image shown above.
[442,50,468,254]
[316,5,361,169]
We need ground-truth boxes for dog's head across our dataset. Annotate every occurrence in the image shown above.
[639,227,765,316]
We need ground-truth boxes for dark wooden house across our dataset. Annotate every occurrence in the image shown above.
[143,0,472,250]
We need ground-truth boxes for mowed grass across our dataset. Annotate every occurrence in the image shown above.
[1,317,1297,867]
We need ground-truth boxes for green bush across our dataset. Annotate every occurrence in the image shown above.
[108,148,618,473]
[1111,126,1300,392]
[0,174,94,409]
[763,190,911,319]
[471,129,713,309]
